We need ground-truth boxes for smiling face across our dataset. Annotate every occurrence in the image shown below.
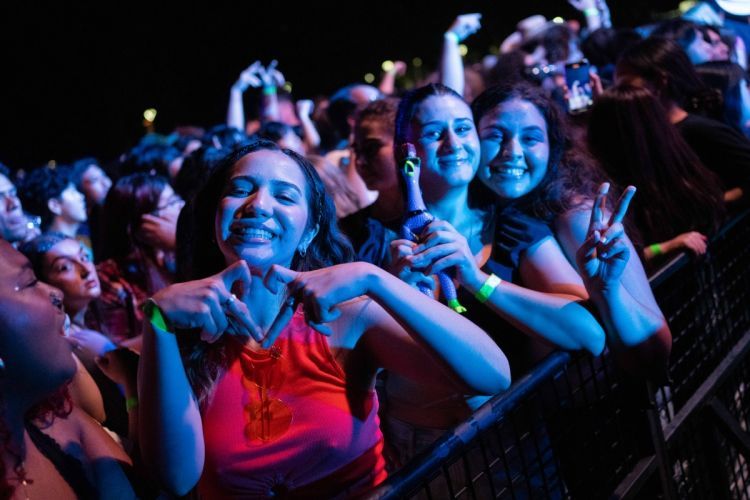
[42,238,100,314]
[410,94,480,196]
[0,240,75,399]
[216,149,316,272]
[478,98,551,201]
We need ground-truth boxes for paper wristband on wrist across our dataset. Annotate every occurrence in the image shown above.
[262,86,277,96]
[584,7,600,16]
[648,243,663,256]
[143,298,172,333]
[444,31,460,44]
[475,274,502,303]
[126,396,139,412]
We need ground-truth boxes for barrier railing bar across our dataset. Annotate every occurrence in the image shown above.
[647,207,749,288]
[663,328,750,442]
[611,455,657,500]
[370,209,750,499]
[366,351,570,499]
[707,398,750,457]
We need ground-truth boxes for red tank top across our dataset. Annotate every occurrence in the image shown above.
[200,309,387,499]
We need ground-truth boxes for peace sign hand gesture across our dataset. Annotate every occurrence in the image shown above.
[576,183,636,291]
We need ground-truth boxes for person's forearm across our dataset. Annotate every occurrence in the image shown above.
[584,7,603,31]
[724,187,744,203]
[379,70,398,96]
[643,238,679,260]
[299,115,320,150]
[465,269,606,355]
[591,284,671,356]
[440,32,464,95]
[227,87,245,131]
[138,321,204,496]
[260,88,280,123]
[123,379,139,458]
[366,265,510,394]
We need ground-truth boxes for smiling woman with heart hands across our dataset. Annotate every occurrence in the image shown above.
[138,140,509,498]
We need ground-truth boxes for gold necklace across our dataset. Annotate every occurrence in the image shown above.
[10,460,33,500]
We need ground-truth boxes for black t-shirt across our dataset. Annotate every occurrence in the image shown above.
[338,206,400,267]
[675,113,750,191]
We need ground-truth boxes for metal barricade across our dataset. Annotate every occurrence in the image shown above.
[368,209,750,499]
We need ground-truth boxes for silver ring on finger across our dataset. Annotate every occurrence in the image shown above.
[224,293,237,308]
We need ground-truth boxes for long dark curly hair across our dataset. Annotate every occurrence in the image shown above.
[471,81,607,222]
[176,140,355,402]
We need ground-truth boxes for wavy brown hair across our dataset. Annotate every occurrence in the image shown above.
[471,81,608,222]
[176,140,354,403]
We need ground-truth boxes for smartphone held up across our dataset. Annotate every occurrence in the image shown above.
[565,60,594,114]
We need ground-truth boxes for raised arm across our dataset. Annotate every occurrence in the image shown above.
[296,99,321,151]
[378,60,406,96]
[440,13,481,96]
[568,0,611,31]
[227,61,262,130]
[558,184,671,377]
[257,60,286,123]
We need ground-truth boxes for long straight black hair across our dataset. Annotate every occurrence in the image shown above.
[587,84,725,243]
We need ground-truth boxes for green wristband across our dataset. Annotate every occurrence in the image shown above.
[648,243,663,256]
[584,7,600,16]
[262,85,277,96]
[475,274,502,303]
[444,31,460,44]
[125,396,139,412]
[143,298,171,333]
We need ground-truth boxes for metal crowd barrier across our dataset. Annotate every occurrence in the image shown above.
[368,208,750,499]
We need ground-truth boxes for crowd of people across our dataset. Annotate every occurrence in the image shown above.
[1,1,748,497]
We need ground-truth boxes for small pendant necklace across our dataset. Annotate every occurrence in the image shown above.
[10,460,33,500]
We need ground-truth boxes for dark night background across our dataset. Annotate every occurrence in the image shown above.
[0,1,680,170]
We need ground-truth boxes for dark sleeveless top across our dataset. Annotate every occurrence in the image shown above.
[26,422,97,499]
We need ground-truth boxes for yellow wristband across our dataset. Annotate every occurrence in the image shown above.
[648,243,663,256]
[475,274,502,303]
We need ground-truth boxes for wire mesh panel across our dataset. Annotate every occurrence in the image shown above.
[653,210,750,419]
[717,355,750,499]
[370,210,750,500]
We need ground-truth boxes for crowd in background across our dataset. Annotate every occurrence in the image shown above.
[0,0,748,497]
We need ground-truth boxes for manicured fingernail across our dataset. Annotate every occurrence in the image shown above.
[600,237,608,244]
